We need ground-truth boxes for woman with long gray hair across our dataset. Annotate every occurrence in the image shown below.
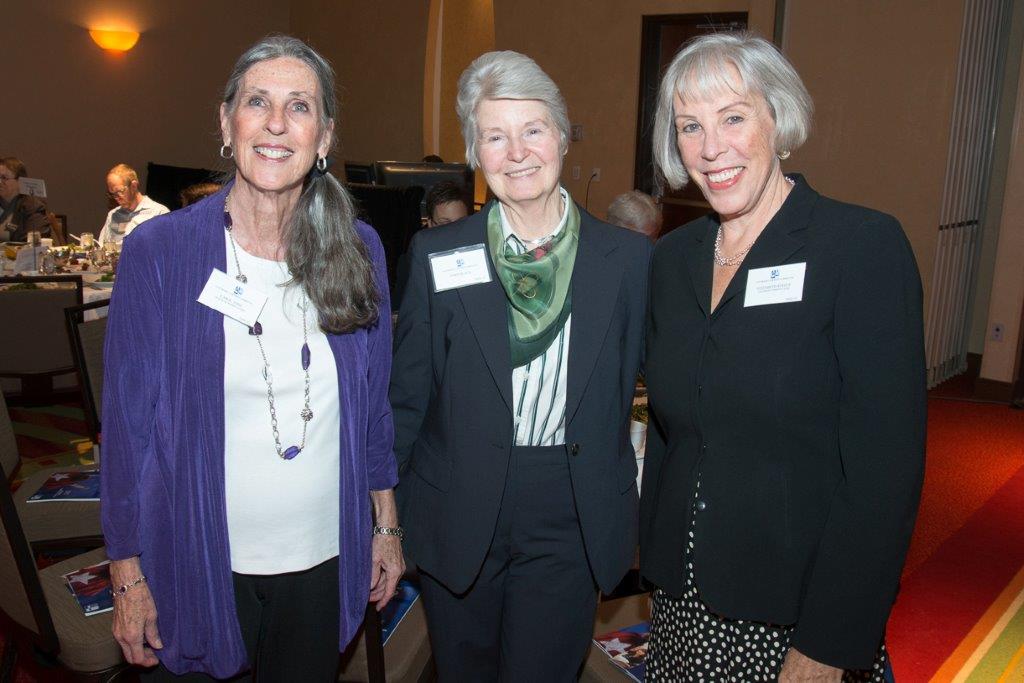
[101,35,403,680]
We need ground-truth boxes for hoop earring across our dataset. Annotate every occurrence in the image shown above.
[777,150,791,160]
[316,156,327,172]
[220,144,233,160]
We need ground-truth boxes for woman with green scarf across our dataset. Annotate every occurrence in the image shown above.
[390,50,653,681]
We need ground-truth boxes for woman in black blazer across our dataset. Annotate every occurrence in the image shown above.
[640,33,926,682]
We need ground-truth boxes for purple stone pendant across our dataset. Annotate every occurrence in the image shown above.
[249,322,263,336]
[282,445,302,460]
[301,343,311,370]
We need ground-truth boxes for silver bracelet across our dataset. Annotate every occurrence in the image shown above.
[372,525,404,541]
[112,575,147,598]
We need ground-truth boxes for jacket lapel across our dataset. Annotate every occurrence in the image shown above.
[686,220,716,318]
[712,180,814,316]
[455,211,515,413]
[565,211,622,425]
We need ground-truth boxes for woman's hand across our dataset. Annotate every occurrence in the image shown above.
[110,556,162,667]
[779,647,843,682]
[368,488,405,610]
[369,534,405,610]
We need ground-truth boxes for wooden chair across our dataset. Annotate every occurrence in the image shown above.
[65,300,110,440]
[0,391,101,547]
[0,275,83,405]
[0,459,123,681]
[46,213,69,246]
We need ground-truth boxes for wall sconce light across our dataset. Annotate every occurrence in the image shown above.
[89,29,140,52]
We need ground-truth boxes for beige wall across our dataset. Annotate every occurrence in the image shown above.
[979,44,1024,383]
[492,0,777,217]
[4,1,289,235]
[783,0,964,317]
[290,0,430,166]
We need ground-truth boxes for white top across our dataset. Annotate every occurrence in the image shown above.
[222,231,340,574]
[98,195,169,244]
[499,187,572,447]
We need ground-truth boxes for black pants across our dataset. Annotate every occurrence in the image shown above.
[419,445,599,682]
[142,556,340,682]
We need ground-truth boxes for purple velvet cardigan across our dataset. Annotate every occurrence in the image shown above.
[100,185,398,677]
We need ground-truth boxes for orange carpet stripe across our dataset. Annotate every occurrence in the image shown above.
[996,643,1024,682]
[930,565,1024,681]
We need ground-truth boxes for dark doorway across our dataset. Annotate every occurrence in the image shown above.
[634,13,747,234]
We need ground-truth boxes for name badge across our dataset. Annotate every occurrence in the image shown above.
[428,244,492,293]
[197,269,268,326]
[744,262,806,307]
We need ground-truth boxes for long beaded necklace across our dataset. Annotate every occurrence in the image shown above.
[223,204,312,460]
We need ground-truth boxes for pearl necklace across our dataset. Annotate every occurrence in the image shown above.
[223,205,312,461]
[713,176,796,267]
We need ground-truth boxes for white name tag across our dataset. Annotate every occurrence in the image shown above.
[428,244,492,293]
[197,268,268,326]
[744,262,806,307]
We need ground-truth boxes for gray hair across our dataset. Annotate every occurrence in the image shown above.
[222,35,378,333]
[607,191,661,238]
[652,32,813,190]
[456,51,570,169]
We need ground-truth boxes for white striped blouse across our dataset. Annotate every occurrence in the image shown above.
[498,190,571,447]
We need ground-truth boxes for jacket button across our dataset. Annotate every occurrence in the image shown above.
[696,500,707,511]
[697,384,703,394]
[701,443,708,453]
[570,443,580,456]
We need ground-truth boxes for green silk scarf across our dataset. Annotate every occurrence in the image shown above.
[487,197,580,367]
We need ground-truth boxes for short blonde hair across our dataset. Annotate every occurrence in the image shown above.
[456,51,570,169]
[107,163,139,186]
[652,32,813,190]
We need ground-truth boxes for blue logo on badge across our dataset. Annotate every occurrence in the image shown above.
[233,286,243,295]
[770,268,780,279]
[456,258,465,268]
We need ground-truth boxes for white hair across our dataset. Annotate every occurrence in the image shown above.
[607,191,661,237]
[456,51,570,169]
[652,32,813,190]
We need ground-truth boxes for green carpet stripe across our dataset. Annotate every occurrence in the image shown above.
[11,422,84,445]
[16,405,85,420]
[965,586,1024,681]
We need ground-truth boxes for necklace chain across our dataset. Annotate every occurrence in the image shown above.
[224,198,312,460]
[713,227,756,267]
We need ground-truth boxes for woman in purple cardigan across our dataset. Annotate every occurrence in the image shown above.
[100,36,403,681]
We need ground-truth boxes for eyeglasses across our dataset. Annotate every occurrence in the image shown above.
[106,186,130,198]
[0,176,15,183]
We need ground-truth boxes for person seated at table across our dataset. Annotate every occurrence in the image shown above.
[179,182,222,207]
[392,181,471,311]
[425,180,470,227]
[607,190,661,242]
[0,157,50,242]
[98,164,169,245]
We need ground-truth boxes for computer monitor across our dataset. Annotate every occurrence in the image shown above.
[371,161,474,217]
[343,161,375,184]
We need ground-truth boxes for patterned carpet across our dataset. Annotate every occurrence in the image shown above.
[6,403,93,486]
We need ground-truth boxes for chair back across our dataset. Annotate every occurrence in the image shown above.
[0,391,21,483]
[0,276,83,376]
[48,213,69,246]
[345,183,425,291]
[65,300,110,438]
[0,456,59,653]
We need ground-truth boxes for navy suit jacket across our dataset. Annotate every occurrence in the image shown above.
[391,201,652,594]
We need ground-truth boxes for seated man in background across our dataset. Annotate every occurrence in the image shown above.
[0,157,50,241]
[98,163,169,244]
[607,189,661,241]
[179,181,222,207]
[425,179,470,227]
[394,180,471,310]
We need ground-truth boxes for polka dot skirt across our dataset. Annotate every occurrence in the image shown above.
[646,479,889,682]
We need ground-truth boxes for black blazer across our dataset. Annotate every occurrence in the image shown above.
[639,177,926,670]
[391,202,653,594]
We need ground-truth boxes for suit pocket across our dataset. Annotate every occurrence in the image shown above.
[410,441,452,492]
